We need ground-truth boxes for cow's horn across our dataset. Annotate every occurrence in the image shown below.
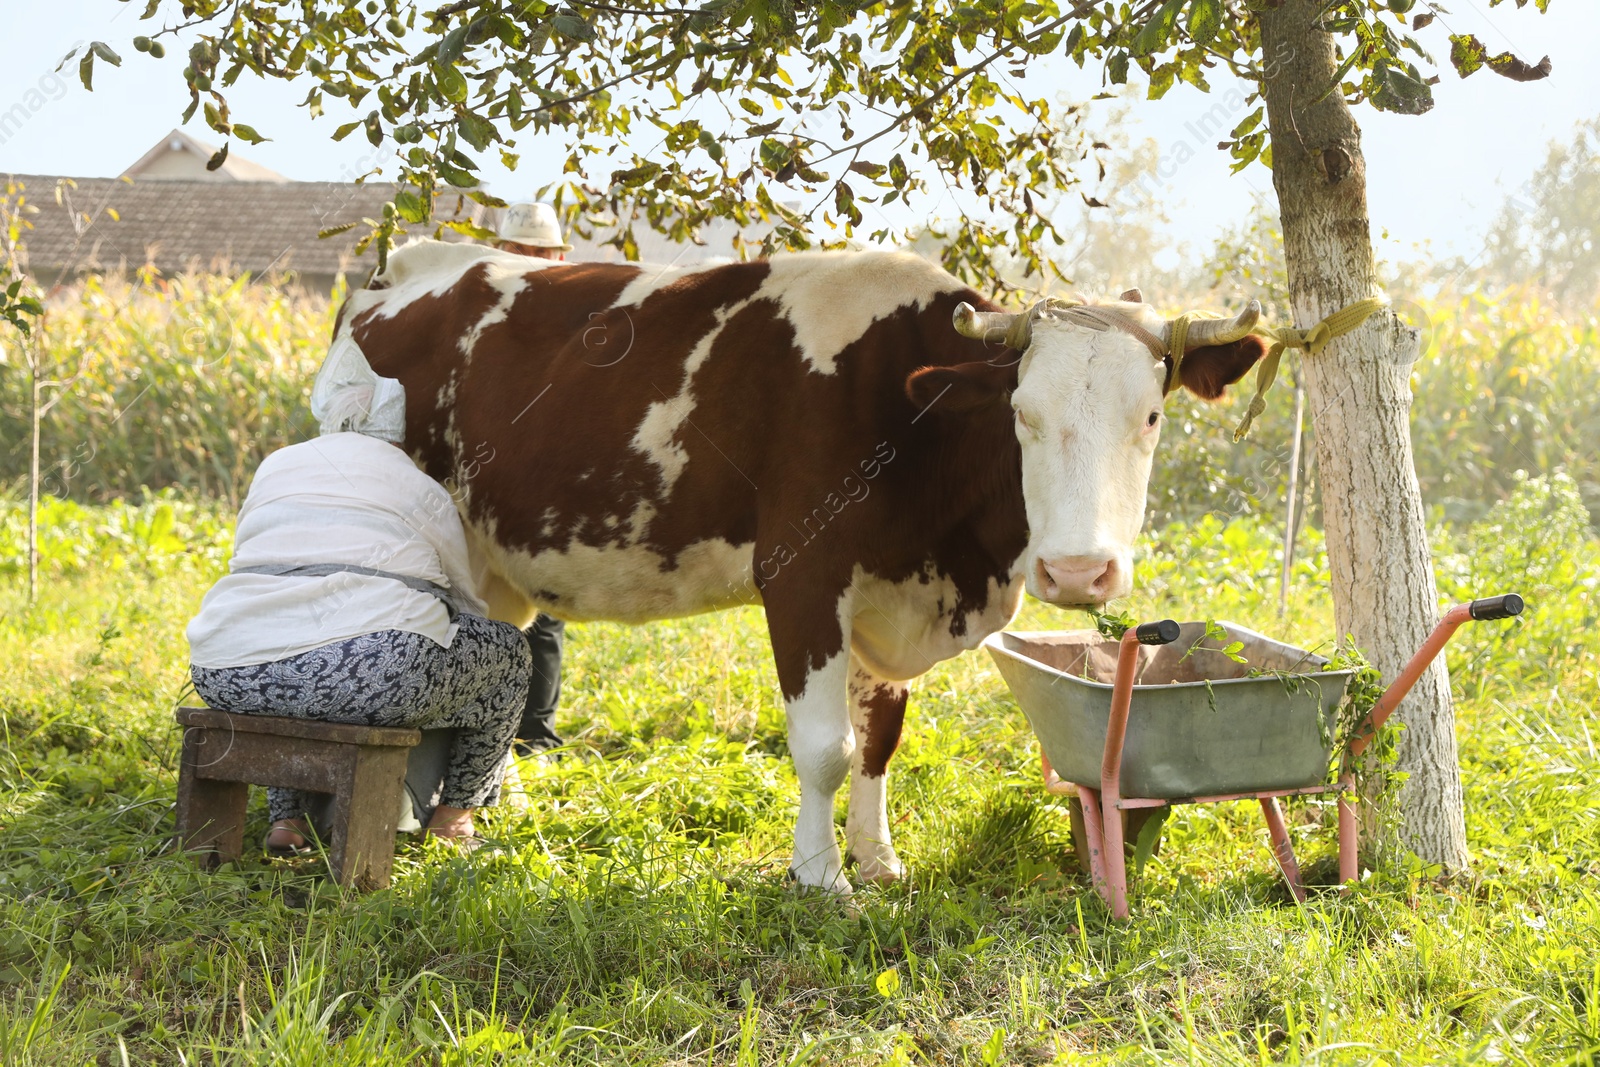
[953,302,1025,348]
[1119,287,1143,303]
[1180,300,1262,350]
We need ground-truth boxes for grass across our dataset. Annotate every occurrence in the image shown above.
[0,475,1597,1065]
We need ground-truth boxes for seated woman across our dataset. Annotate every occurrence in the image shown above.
[185,339,531,853]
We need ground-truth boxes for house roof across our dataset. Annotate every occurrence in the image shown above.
[3,172,396,281]
[121,128,290,183]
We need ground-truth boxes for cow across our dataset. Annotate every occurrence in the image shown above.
[335,239,1266,893]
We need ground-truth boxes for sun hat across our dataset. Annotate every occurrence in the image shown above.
[498,202,573,251]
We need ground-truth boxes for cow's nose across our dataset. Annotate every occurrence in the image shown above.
[1037,556,1121,605]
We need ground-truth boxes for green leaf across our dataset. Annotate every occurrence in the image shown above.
[205,143,229,172]
[332,120,361,142]
[611,161,662,188]
[874,969,901,997]
[551,13,596,42]
[1372,63,1434,115]
[848,160,886,179]
[1132,806,1170,876]
[203,101,229,134]
[436,161,479,188]
[1021,29,1063,56]
[78,50,95,91]
[230,123,269,144]
[1449,34,1488,78]
[437,21,471,65]
[458,110,496,151]
[91,41,122,67]
[317,221,359,239]
[1186,0,1221,47]
[888,153,908,188]
[443,218,499,241]
[1107,51,1129,84]
[435,64,469,103]
[1147,64,1176,100]
[393,189,429,223]
[1132,0,1183,58]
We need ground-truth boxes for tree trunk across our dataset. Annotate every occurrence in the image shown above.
[1278,365,1305,616]
[1258,1,1468,872]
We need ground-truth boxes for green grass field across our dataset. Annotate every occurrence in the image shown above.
[1,475,1597,1065]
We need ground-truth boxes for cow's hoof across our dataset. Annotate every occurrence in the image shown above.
[787,866,855,897]
[847,847,905,885]
[857,858,904,885]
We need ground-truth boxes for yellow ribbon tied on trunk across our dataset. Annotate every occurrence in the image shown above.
[1229,297,1389,442]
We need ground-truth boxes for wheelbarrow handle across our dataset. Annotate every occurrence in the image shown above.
[1135,619,1182,645]
[1470,593,1524,621]
[1346,592,1526,761]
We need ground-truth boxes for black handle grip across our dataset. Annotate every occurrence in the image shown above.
[1135,619,1181,645]
[1469,593,1524,621]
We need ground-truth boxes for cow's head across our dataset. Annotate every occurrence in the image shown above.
[907,291,1265,607]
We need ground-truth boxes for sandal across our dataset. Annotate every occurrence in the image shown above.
[264,820,315,858]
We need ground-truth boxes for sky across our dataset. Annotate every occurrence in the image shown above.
[1,0,1595,267]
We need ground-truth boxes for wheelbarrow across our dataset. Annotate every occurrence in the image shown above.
[983,595,1524,919]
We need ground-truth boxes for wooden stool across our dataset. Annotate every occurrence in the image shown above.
[173,707,421,889]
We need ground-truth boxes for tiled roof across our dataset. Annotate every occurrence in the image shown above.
[3,172,396,280]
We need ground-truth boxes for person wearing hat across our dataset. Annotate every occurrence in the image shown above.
[492,201,571,755]
[185,338,533,853]
[496,201,574,261]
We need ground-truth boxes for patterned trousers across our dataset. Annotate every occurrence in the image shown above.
[191,614,533,822]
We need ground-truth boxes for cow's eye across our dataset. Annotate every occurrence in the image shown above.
[1146,411,1160,428]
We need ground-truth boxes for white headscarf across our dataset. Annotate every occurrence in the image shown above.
[309,335,407,443]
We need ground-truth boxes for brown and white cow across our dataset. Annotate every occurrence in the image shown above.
[336,239,1265,893]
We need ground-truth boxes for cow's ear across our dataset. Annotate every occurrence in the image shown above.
[1177,335,1267,401]
[905,361,1017,415]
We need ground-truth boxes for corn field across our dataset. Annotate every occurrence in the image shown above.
[0,271,333,506]
[0,270,1596,525]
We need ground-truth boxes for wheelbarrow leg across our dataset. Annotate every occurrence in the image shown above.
[1077,787,1116,912]
[1099,796,1129,919]
[1259,797,1305,902]
[1333,595,1524,893]
[1094,621,1178,921]
[1338,774,1360,889]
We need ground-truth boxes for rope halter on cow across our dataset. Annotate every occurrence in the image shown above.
[951,295,1261,390]
[952,293,1390,442]
[1221,297,1389,441]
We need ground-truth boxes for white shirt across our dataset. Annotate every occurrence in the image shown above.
[186,433,489,669]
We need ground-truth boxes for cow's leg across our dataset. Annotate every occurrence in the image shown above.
[764,587,856,895]
[845,655,907,884]
[782,650,855,894]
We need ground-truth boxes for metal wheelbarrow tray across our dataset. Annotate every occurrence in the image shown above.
[983,595,1525,919]
[986,622,1350,801]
